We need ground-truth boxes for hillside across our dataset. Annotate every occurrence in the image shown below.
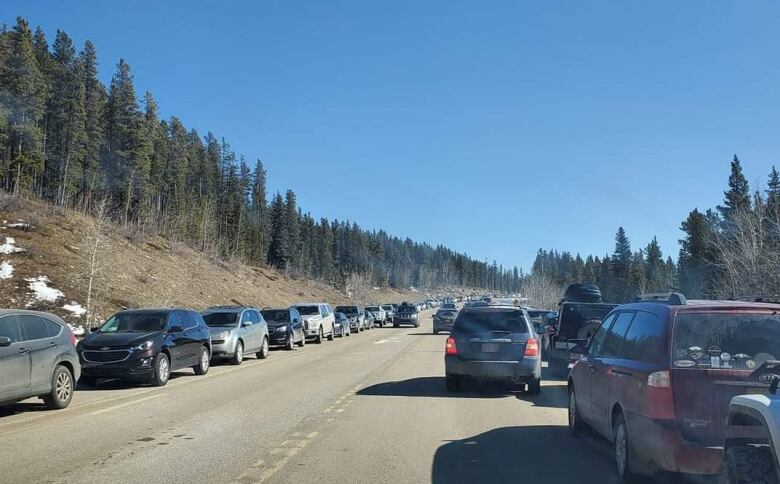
[0,194,457,328]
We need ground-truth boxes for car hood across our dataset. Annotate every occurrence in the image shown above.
[301,314,322,322]
[208,326,237,337]
[266,321,289,329]
[80,331,161,348]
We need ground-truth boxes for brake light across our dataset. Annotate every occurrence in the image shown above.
[524,338,539,357]
[69,331,78,347]
[445,337,458,355]
[647,371,675,419]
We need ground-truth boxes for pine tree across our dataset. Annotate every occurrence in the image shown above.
[610,227,632,302]
[285,190,301,271]
[718,154,751,223]
[268,192,289,268]
[77,40,105,202]
[644,237,664,292]
[678,208,718,297]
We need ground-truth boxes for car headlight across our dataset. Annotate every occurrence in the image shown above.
[131,340,154,351]
[276,326,288,332]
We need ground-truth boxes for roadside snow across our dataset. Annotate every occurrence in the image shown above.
[0,261,13,279]
[0,237,24,254]
[6,222,34,229]
[25,276,64,303]
[63,302,87,317]
[68,323,85,336]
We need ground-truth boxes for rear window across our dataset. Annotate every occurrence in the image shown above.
[453,309,529,334]
[437,310,457,317]
[620,311,667,365]
[673,311,780,370]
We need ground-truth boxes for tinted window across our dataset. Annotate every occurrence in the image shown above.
[202,312,240,327]
[453,309,528,334]
[0,315,22,342]
[43,318,62,337]
[250,311,261,324]
[296,306,319,316]
[620,311,667,364]
[19,315,51,340]
[241,311,253,324]
[588,313,616,355]
[181,311,199,330]
[599,312,634,357]
[100,312,168,333]
[262,310,290,323]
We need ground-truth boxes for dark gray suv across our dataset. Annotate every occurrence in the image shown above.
[0,310,80,409]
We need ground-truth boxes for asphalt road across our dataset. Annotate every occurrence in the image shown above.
[0,309,643,484]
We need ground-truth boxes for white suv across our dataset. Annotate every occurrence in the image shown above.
[293,303,335,344]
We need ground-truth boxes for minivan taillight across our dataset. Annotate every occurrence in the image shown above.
[647,371,675,420]
[524,338,539,357]
[445,337,458,355]
[69,331,78,347]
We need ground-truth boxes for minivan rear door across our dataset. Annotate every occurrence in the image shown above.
[671,309,780,445]
[451,308,530,361]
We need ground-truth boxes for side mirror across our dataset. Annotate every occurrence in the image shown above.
[293,318,300,323]
[0,336,11,347]
[168,325,184,333]
[90,327,100,333]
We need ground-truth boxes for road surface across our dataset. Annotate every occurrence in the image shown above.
[1,309,632,484]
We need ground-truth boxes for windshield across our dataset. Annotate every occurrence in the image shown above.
[202,312,239,327]
[673,312,780,369]
[453,309,528,334]
[335,306,358,315]
[295,306,319,316]
[381,305,392,310]
[366,306,379,311]
[100,313,167,333]
[261,310,290,323]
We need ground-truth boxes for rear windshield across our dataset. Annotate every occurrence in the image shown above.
[437,310,457,317]
[453,309,529,334]
[202,312,240,327]
[673,312,780,370]
[399,305,416,311]
[261,310,289,323]
[100,312,167,333]
[335,306,358,314]
[295,306,319,316]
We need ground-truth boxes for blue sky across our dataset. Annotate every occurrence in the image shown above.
[5,1,780,270]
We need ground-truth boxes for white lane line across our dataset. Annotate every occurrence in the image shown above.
[374,339,388,344]
[89,394,163,416]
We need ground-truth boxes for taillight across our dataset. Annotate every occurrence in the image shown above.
[445,337,458,355]
[647,371,675,419]
[69,331,78,347]
[524,338,539,357]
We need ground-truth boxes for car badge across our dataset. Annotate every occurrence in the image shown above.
[674,359,695,368]
[746,359,757,369]
[101,346,111,351]
[759,373,779,385]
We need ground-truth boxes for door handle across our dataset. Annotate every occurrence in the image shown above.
[18,347,28,353]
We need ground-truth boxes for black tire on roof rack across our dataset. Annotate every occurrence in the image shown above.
[562,284,602,304]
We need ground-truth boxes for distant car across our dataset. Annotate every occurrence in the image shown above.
[525,309,550,335]
[366,305,387,327]
[444,304,541,394]
[0,310,80,410]
[381,304,396,324]
[442,302,457,311]
[261,308,306,350]
[333,312,351,337]
[364,310,376,328]
[77,309,211,387]
[433,308,458,334]
[293,303,335,343]
[201,306,270,364]
[394,302,420,327]
[335,305,365,332]
[567,294,780,479]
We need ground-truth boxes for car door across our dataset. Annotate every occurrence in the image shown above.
[290,309,303,341]
[589,311,635,438]
[0,315,31,401]
[181,311,203,365]
[166,312,189,369]
[237,310,255,351]
[572,312,615,425]
[18,315,61,393]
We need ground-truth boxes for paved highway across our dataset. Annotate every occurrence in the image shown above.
[1,308,628,484]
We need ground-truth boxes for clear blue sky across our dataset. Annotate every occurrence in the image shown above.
[5,1,780,271]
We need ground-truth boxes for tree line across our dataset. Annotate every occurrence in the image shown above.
[0,17,523,292]
[528,155,780,303]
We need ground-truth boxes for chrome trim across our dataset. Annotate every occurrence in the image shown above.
[82,349,132,364]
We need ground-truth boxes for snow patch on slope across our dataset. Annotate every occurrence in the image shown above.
[25,276,64,304]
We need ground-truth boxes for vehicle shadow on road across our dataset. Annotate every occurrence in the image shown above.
[358,376,519,399]
[76,371,189,391]
[0,401,50,418]
[431,425,620,484]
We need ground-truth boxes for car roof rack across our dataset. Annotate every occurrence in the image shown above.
[633,293,687,305]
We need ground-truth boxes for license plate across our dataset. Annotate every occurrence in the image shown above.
[481,343,499,353]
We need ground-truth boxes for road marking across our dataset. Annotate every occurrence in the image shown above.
[89,394,163,416]
[374,339,388,344]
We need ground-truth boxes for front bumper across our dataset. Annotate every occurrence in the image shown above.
[210,338,238,358]
[79,350,156,379]
[269,330,290,346]
[445,355,541,382]
[629,413,722,475]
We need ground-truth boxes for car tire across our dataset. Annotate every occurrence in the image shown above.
[150,352,171,387]
[285,333,294,350]
[193,346,210,375]
[393,323,399,328]
[230,341,244,365]
[297,332,305,347]
[79,376,98,387]
[719,445,776,484]
[327,327,335,341]
[568,387,589,436]
[43,365,74,410]
[316,327,323,344]
[527,377,541,395]
[577,319,602,341]
[613,413,640,482]
[256,337,269,359]
[445,375,461,392]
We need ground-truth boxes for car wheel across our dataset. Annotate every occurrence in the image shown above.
[256,337,269,359]
[43,365,74,410]
[527,377,541,395]
[568,387,588,436]
[316,327,323,344]
[613,413,639,481]
[79,376,98,387]
[719,445,776,484]
[230,341,244,365]
[193,346,210,375]
[445,375,461,392]
[297,332,305,347]
[151,352,170,387]
[285,332,295,350]
[327,326,335,341]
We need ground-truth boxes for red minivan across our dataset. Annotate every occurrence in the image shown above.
[567,294,780,480]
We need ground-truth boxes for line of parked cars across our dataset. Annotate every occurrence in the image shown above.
[0,296,461,411]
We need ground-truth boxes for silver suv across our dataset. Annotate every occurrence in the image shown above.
[201,307,270,365]
[0,310,80,410]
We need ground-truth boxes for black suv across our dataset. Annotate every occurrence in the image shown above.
[394,302,420,328]
[77,309,211,387]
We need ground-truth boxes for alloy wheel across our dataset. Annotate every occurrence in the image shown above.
[55,371,72,402]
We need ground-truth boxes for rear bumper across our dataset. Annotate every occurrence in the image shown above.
[445,356,541,382]
[629,413,722,475]
[433,321,454,332]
